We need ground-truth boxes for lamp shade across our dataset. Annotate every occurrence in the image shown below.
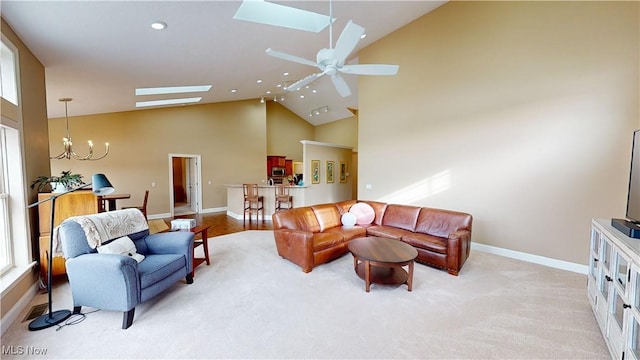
[92,173,114,195]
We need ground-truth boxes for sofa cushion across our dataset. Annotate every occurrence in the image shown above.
[273,207,320,233]
[325,226,366,241]
[137,254,186,289]
[402,233,447,254]
[381,204,421,232]
[311,204,342,232]
[312,232,345,252]
[335,200,357,215]
[365,225,413,240]
[415,207,472,238]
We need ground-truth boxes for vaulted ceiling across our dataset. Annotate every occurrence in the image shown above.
[2,1,445,125]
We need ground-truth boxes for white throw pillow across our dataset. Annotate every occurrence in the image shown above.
[341,212,357,228]
[97,236,145,263]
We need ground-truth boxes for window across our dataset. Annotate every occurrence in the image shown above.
[0,127,11,273]
[0,39,18,105]
[0,125,29,276]
[0,36,31,284]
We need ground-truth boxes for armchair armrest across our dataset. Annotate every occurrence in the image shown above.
[145,231,194,274]
[145,231,194,254]
[65,253,140,311]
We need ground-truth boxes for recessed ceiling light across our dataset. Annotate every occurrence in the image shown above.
[151,21,167,30]
[312,89,317,94]
[136,85,211,96]
[276,84,282,88]
[256,79,263,84]
[300,95,305,99]
[266,90,272,94]
[136,97,201,108]
[283,72,289,76]
[231,89,237,93]
[360,34,366,39]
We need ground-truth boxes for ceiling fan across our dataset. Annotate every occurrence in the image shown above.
[264,2,399,98]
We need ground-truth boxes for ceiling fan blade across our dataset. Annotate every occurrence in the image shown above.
[285,72,324,92]
[265,48,319,68]
[330,74,351,97]
[340,64,399,76]
[333,20,365,65]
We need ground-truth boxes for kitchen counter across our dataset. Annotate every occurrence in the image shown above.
[225,184,309,220]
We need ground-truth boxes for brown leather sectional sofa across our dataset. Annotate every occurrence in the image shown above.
[271,200,473,275]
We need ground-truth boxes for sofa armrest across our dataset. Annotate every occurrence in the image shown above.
[65,254,140,311]
[273,229,315,272]
[446,229,472,274]
[449,229,471,243]
[145,232,194,274]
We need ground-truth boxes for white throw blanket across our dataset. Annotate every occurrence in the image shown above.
[53,208,149,256]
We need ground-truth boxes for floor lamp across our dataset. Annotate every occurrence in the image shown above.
[26,173,114,331]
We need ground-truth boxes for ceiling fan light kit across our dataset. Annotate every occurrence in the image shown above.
[265,19,399,98]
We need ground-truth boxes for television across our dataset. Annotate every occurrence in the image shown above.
[612,129,640,238]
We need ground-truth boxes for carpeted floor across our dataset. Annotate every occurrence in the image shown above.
[1,230,608,359]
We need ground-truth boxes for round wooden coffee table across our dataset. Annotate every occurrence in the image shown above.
[347,236,418,292]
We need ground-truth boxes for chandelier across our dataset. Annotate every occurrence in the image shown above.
[50,98,109,160]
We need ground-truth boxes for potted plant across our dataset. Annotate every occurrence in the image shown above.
[31,170,85,193]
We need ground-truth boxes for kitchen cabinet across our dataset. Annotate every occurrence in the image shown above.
[285,160,293,176]
[267,155,287,177]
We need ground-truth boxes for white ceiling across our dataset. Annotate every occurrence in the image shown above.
[2,1,445,125]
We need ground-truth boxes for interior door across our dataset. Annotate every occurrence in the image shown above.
[188,157,198,212]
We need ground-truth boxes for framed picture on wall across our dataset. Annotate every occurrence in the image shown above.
[340,161,347,183]
[326,160,334,183]
[311,160,320,184]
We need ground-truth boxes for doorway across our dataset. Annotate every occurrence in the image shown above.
[169,154,201,217]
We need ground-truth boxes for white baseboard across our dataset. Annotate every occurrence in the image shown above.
[471,242,588,274]
[148,208,227,220]
[200,207,226,214]
[1,280,40,336]
[226,210,272,222]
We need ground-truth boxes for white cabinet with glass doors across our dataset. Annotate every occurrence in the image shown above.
[589,219,640,360]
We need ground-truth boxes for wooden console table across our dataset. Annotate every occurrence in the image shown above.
[37,190,99,280]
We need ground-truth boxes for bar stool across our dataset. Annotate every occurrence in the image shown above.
[275,184,293,212]
[243,184,264,224]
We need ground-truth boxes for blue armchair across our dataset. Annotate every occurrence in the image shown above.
[58,210,194,329]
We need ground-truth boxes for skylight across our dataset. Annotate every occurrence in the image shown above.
[136,97,202,108]
[135,85,212,96]
[233,0,334,33]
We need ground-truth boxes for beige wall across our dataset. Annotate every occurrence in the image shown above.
[48,100,266,215]
[358,1,639,265]
[302,141,354,205]
[1,18,49,319]
[314,115,358,151]
[266,101,314,161]
[315,115,359,198]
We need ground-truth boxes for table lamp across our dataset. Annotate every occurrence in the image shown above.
[26,173,114,331]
